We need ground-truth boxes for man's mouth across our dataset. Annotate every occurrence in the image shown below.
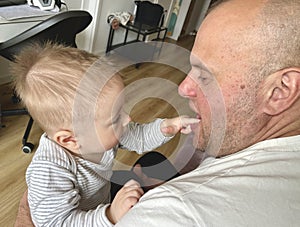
[188,102,201,131]
[190,116,200,132]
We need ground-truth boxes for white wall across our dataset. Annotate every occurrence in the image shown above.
[92,0,136,54]
[156,0,174,27]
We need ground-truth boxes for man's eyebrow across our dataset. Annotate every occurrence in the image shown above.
[191,63,211,73]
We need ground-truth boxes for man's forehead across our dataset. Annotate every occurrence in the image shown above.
[192,0,263,63]
[202,0,262,29]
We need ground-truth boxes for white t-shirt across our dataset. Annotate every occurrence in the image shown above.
[116,135,300,227]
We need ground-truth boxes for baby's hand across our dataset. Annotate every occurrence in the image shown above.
[160,115,200,137]
[106,179,144,224]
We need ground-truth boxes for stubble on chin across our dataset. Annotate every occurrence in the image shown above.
[192,127,207,153]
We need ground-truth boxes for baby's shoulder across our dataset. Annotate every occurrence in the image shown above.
[31,134,76,171]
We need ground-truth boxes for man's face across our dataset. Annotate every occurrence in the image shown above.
[179,0,264,156]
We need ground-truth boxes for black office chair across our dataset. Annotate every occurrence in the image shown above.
[0,10,92,153]
[106,0,167,53]
[132,0,167,41]
[106,1,167,69]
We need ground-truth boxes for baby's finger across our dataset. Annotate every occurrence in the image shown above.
[124,179,144,195]
[124,179,141,188]
[180,125,192,134]
[180,117,200,126]
[122,188,144,209]
[126,186,144,197]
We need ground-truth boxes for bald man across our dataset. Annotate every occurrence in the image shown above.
[116,0,300,226]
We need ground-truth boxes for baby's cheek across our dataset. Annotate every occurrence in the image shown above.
[113,125,124,140]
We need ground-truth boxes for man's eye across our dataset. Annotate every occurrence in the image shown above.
[189,67,211,86]
[197,71,211,85]
[198,76,207,82]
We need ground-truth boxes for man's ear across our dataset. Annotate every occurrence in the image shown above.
[52,130,80,153]
[263,68,300,115]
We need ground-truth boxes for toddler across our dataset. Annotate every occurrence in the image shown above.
[11,43,198,226]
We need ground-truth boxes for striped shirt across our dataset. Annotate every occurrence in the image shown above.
[26,119,170,226]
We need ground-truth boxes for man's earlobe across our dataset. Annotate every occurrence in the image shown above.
[264,68,300,115]
[53,130,80,152]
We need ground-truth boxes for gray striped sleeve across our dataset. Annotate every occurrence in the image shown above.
[26,160,113,226]
[119,118,172,154]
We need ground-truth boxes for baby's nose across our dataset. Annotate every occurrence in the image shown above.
[123,113,131,126]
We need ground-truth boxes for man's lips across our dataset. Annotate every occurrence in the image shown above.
[188,102,201,131]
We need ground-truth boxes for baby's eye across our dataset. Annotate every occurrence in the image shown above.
[112,115,121,124]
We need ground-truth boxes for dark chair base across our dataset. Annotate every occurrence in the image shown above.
[1,108,34,153]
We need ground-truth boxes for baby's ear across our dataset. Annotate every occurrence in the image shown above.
[52,130,80,153]
[263,68,300,115]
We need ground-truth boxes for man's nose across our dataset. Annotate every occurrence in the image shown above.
[178,76,197,98]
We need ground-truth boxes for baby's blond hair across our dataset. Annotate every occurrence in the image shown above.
[11,42,119,135]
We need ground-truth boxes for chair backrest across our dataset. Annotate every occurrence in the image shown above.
[134,1,164,27]
[0,10,92,61]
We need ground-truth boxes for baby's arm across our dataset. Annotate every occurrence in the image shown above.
[120,116,199,154]
[160,115,200,137]
[106,180,144,224]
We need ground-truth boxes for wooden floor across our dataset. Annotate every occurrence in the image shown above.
[0,36,195,227]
